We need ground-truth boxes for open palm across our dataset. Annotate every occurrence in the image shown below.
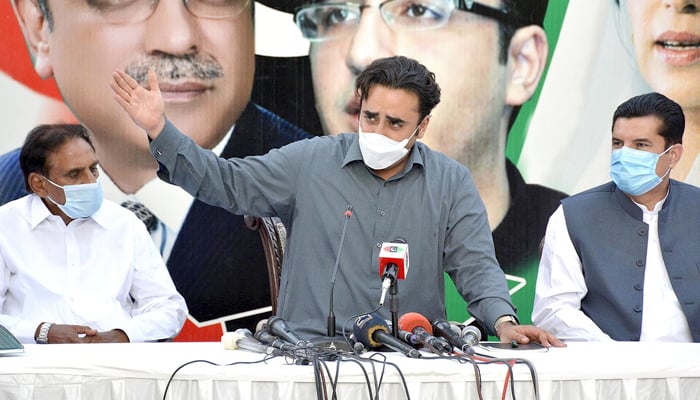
[110,69,166,138]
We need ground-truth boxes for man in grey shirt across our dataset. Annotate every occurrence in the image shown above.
[111,56,562,346]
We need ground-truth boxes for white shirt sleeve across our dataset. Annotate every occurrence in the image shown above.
[114,216,188,342]
[532,205,613,342]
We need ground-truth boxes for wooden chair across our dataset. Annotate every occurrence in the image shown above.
[244,215,286,315]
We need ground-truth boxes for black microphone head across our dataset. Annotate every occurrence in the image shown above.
[253,328,277,344]
[353,313,390,349]
[392,237,407,244]
[432,318,462,340]
[267,316,305,346]
[432,318,475,354]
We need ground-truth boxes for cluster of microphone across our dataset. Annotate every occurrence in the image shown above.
[222,316,320,363]
[353,312,481,357]
[222,312,481,361]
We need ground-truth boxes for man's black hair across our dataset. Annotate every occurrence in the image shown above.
[612,92,685,147]
[19,124,95,192]
[355,55,441,121]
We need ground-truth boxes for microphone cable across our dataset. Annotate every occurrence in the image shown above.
[161,355,276,400]
[460,352,540,400]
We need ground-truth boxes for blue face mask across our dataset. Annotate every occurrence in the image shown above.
[43,176,103,219]
[610,146,673,196]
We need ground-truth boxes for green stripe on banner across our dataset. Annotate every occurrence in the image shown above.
[446,0,570,331]
[506,0,570,165]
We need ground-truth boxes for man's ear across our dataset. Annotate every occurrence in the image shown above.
[504,25,548,106]
[669,144,683,168]
[28,172,48,197]
[12,0,54,79]
[416,114,431,139]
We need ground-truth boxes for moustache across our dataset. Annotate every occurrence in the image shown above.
[124,54,224,86]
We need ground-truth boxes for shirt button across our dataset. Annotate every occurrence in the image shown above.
[156,149,163,157]
[379,210,386,216]
[637,227,647,236]
[636,259,644,267]
[376,243,381,248]
[634,283,642,291]
[633,305,642,312]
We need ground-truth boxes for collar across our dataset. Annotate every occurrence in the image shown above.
[614,181,672,219]
[28,193,111,229]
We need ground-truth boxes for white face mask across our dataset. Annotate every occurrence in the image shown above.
[358,125,419,170]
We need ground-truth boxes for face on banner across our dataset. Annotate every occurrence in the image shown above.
[13,0,255,188]
[625,0,700,110]
[619,0,700,183]
[306,0,530,170]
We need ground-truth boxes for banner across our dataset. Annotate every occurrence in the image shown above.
[0,1,617,341]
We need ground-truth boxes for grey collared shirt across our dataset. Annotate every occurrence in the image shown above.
[151,120,515,337]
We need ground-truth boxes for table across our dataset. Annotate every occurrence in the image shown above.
[1,341,699,399]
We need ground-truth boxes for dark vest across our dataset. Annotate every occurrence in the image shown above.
[562,181,700,341]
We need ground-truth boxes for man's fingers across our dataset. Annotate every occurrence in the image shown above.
[117,69,138,90]
[109,81,130,104]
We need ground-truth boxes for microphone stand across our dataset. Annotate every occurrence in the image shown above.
[390,279,399,338]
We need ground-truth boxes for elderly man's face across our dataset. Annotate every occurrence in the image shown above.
[308,0,509,167]
[18,0,255,157]
[626,0,700,110]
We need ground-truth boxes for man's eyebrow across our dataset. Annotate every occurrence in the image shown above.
[632,138,653,145]
[62,167,83,176]
[386,115,406,125]
[363,110,379,118]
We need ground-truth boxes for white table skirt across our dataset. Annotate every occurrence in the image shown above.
[1,341,699,399]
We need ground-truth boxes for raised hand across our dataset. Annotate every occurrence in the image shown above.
[110,68,166,139]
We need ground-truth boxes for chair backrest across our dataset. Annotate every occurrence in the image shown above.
[244,215,286,315]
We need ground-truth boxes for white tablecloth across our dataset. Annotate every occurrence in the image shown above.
[1,341,699,399]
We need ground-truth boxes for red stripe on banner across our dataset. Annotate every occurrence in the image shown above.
[173,319,224,342]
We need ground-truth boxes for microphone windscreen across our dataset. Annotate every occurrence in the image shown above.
[398,312,433,334]
[353,313,390,348]
[221,331,242,350]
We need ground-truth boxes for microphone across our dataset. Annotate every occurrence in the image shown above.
[254,328,298,351]
[221,329,282,356]
[398,329,421,346]
[267,316,310,347]
[461,325,482,348]
[353,313,421,358]
[398,313,452,355]
[378,239,409,306]
[432,318,479,355]
[327,205,353,337]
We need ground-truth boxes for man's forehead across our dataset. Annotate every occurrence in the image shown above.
[612,116,664,140]
[47,139,96,162]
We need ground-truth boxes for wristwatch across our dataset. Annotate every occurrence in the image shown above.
[36,322,54,344]
[494,315,518,333]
